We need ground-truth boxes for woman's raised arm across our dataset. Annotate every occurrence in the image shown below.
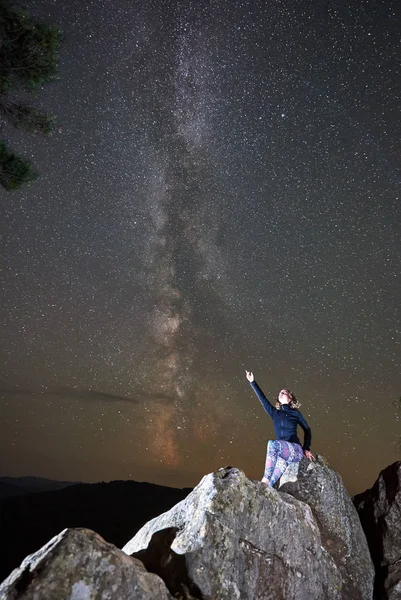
[246,370,275,418]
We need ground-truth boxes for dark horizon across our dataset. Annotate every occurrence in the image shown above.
[0,453,395,497]
[0,473,194,491]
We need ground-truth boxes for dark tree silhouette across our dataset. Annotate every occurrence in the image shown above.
[0,0,61,190]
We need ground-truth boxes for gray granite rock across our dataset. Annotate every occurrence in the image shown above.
[0,527,173,600]
[353,461,401,600]
[123,466,342,600]
[385,563,401,600]
[278,455,374,600]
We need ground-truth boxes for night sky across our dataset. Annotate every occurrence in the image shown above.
[1,0,400,496]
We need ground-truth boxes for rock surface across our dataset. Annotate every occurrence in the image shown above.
[278,456,374,600]
[0,527,172,600]
[353,461,401,600]
[0,462,380,600]
[123,466,343,600]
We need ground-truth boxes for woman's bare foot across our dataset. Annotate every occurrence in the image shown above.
[261,476,270,485]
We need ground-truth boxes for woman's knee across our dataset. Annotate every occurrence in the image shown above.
[267,440,276,454]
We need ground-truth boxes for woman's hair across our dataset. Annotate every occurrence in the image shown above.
[275,388,301,410]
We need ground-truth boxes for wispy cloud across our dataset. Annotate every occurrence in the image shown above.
[0,387,175,405]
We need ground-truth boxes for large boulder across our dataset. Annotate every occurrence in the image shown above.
[0,527,172,600]
[123,467,343,600]
[278,456,374,600]
[353,461,401,600]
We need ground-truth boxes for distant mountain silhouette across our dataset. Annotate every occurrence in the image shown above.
[0,476,77,498]
[0,478,192,583]
[0,481,28,499]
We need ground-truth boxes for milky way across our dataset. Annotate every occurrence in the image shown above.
[1,0,400,493]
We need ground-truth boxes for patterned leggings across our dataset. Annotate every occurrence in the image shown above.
[264,440,304,486]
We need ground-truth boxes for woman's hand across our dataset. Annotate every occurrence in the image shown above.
[245,370,254,382]
[304,450,315,461]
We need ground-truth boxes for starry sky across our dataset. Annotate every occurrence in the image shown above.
[1,0,400,496]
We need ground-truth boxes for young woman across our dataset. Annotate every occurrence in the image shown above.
[246,370,314,486]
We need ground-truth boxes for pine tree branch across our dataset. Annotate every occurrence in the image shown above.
[0,94,54,133]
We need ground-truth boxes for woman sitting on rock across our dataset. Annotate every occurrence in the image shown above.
[246,370,315,486]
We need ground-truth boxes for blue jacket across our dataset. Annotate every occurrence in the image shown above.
[250,381,312,451]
